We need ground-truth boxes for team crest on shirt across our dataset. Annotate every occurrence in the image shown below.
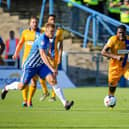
[41,40,45,46]
[27,41,33,45]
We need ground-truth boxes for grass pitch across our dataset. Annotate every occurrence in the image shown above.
[0,87,129,129]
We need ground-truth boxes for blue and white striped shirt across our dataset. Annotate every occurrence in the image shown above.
[23,33,50,69]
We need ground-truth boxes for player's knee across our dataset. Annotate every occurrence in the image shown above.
[50,79,57,85]
[47,77,57,85]
[46,74,57,85]
[30,79,37,88]
[19,83,25,90]
[30,83,36,88]
[39,78,45,84]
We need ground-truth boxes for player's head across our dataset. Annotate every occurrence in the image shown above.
[48,14,56,24]
[45,23,55,39]
[117,25,126,41]
[9,30,15,39]
[124,0,129,5]
[29,16,38,30]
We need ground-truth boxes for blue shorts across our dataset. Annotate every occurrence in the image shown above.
[21,64,52,85]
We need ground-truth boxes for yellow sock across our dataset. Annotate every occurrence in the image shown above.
[51,89,56,98]
[28,86,36,103]
[22,85,29,103]
[39,78,48,95]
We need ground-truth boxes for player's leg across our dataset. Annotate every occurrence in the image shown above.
[108,74,118,96]
[49,89,56,102]
[1,68,36,100]
[46,74,65,104]
[49,58,56,102]
[108,84,117,96]
[108,67,123,96]
[27,76,37,107]
[38,64,74,110]
[46,74,74,110]
[22,85,29,107]
[39,78,49,101]
[1,82,25,99]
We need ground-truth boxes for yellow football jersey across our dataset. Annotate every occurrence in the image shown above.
[106,35,129,86]
[107,35,129,68]
[21,29,40,63]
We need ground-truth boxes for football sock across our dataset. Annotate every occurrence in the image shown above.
[5,82,19,90]
[108,86,116,96]
[39,79,49,95]
[51,89,56,98]
[28,86,36,103]
[52,84,66,106]
[22,85,29,102]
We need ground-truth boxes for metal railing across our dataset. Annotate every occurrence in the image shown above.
[62,51,108,86]
[39,0,129,48]
[0,0,11,9]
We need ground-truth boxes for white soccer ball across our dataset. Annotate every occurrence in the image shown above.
[104,95,116,107]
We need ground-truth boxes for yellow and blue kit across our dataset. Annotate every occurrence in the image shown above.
[106,35,129,86]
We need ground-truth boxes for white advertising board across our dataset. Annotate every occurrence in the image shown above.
[0,69,75,88]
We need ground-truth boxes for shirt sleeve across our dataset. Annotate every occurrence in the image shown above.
[20,31,25,42]
[56,29,63,42]
[106,37,114,48]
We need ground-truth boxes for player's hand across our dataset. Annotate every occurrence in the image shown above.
[116,55,123,61]
[52,68,58,77]
[12,53,18,60]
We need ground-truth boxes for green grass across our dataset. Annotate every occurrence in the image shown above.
[0,87,129,129]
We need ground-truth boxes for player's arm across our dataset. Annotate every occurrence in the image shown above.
[101,44,123,61]
[56,29,63,66]
[13,30,25,60]
[39,49,57,75]
[57,41,63,65]
[13,38,24,59]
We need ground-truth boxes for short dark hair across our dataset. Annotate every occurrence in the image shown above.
[117,24,126,31]
[9,30,14,34]
[29,16,39,23]
[48,14,56,18]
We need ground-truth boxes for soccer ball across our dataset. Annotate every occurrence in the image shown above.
[104,95,116,107]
